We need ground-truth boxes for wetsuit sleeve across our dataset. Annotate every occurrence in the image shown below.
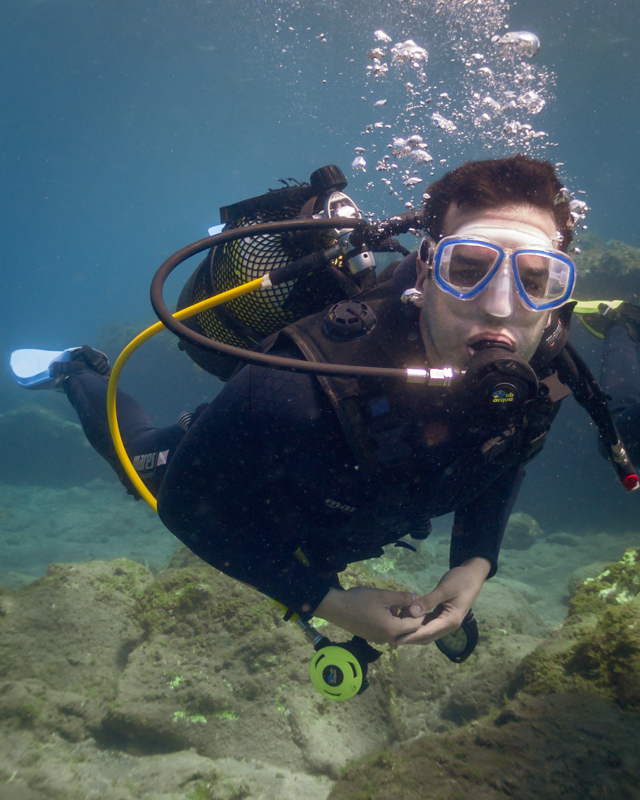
[449,467,524,578]
[157,363,348,619]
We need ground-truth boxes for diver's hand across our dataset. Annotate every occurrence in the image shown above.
[395,558,490,646]
[314,586,423,644]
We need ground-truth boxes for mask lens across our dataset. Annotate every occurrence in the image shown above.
[439,242,500,293]
[515,251,573,307]
[436,628,468,655]
[434,610,479,664]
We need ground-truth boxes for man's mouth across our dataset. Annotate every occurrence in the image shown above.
[466,334,516,356]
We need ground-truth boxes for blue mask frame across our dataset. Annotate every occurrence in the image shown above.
[428,237,576,311]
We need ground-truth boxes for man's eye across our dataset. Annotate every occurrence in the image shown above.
[450,263,487,286]
[520,272,548,297]
[451,270,484,286]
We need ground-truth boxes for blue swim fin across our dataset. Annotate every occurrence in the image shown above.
[9,347,82,389]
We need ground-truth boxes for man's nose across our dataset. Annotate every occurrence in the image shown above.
[478,260,512,318]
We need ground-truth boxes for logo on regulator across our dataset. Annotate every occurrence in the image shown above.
[492,388,516,404]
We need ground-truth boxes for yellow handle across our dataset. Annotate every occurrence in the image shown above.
[106,276,265,511]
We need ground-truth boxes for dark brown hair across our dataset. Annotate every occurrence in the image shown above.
[423,154,573,252]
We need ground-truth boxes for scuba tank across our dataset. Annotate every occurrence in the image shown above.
[176,165,407,380]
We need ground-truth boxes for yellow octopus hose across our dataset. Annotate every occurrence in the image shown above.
[106,276,265,511]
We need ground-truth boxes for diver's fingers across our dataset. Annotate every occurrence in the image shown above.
[360,610,423,645]
[405,585,452,618]
[384,614,425,638]
[395,613,460,646]
[381,590,420,611]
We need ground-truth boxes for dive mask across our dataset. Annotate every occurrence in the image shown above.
[420,222,576,311]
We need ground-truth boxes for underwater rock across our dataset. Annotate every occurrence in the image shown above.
[567,560,611,596]
[568,547,640,616]
[0,725,333,800]
[502,511,543,550]
[0,553,425,783]
[0,406,113,487]
[0,559,152,751]
[475,580,546,637]
[428,582,546,725]
[329,692,640,800]
[547,532,582,547]
[572,234,640,299]
[0,548,556,797]
[437,631,541,725]
[510,548,640,709]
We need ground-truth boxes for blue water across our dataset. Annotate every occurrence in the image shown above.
[2,5,640,794]
[1,0,639,525]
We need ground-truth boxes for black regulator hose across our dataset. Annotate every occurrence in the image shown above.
[150,217,444,383]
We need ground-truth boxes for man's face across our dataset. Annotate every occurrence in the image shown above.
[415,203,559,369]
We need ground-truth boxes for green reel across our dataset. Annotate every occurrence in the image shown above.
[309,644,364,701]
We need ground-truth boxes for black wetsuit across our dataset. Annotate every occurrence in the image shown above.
[600,325,640,466]
[65,251,595,619]
[67,363,531,616]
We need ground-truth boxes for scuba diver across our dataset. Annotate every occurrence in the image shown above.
[10,155,639,663]
[573,300,640,466]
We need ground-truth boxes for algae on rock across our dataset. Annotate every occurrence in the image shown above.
[569,547,640,616]
[511,548,640,709]
[328,693,640,800]
[572,234,640,297]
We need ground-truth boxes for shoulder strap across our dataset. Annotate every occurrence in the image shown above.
[281,325,382,484]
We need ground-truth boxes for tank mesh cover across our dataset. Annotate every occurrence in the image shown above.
[193,208,340,348]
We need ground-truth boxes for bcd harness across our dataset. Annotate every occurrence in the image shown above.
[263,277,573,517]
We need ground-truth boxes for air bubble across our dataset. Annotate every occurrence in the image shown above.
[351,156,367,171]
[411,149,433,165]
[518,90,545,114]
[554,188,570,205]
[374,30,392,43]
[367,61,389,77]
[391,137,412,157]
[432,113,457,132]
[481,96,502,113]
[568,199,589,227]
[492,31,540,59]
[374,99,388,107]
[391,40,429,65]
